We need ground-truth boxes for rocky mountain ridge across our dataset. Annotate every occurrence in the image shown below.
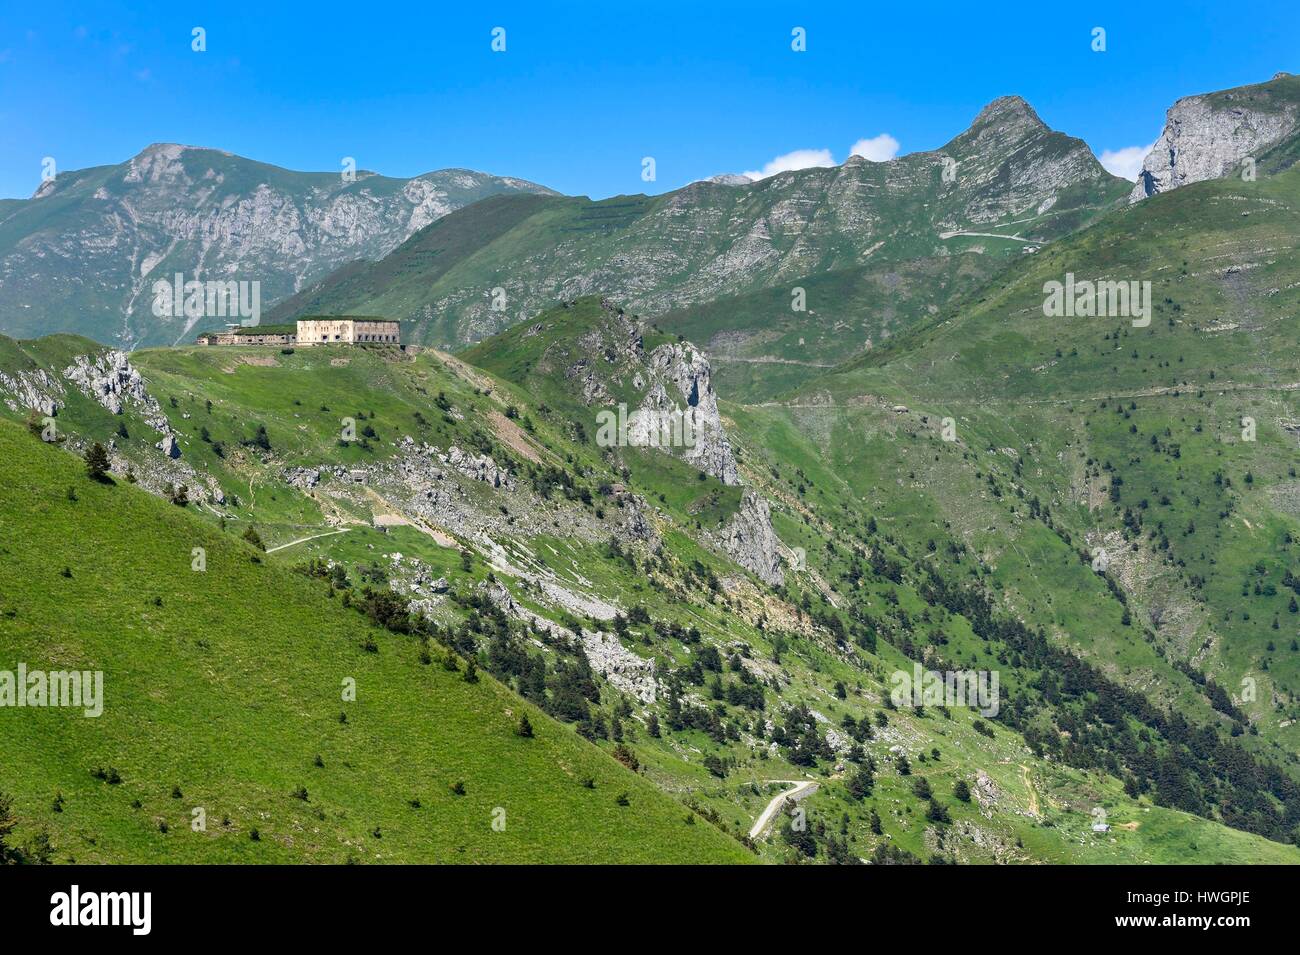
[0,144,555,347]
[268,94,1129,352]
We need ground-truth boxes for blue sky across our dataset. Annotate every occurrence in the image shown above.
[2,1,1297,199]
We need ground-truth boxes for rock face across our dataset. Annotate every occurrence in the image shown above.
[0,347,176,439]
[633,341,738,485]
[716,490,784,586]
[0,144,555,347]
[0,367,63,416]
[552,299,739,484]
[1130,74,1300,203]
[64,351,155,415]
[63,350,178,447]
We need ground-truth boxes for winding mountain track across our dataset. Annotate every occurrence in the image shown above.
[1020,764,1041,817]
[938,230,1037,243]
[710,356,837,368]
[749,779,819,839]
[266,528,350,553]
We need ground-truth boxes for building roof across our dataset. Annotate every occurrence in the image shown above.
[195,323,296,337]
[232,323,297,336]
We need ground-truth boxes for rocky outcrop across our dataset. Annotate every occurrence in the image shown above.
[445,444,513,489]
[562,300,739,485]
[471,572,658,702]
[715,490,784,586]
[62,350,179,453]
[580,631,658,704]
[283,466,323,489]
[478,578,520,615]
[636,342,738,485]
[63,351,169,426]
[975,770,1002,811]
[156,434,181,459]
[0,367,63,416]
[1130,76,1300,202]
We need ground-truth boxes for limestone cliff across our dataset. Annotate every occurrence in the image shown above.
[1130,73,1300,203]
[714,490,785,587]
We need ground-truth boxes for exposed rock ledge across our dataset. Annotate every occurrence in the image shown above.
[1131,83,1299,203]
[712,490,784,586]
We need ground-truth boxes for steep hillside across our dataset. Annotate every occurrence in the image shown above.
[0,144,555,348]
[269,97,1128,384]
[818,160,1300,403]
[463,297,742,486]
[759,158,1300,775]
[3,305,1296,863]
[650,254,992,401]
[0,416,751,864]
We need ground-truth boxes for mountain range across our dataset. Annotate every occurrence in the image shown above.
[0,144,554,348]
[4,72,1300,865]
[9,76,1299,401]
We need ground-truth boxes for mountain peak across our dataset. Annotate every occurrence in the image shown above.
[704,173,754,186]
[135,142,231,159]
[972,95,1043,127]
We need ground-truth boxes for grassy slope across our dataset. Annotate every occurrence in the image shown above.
[716,399,1300,863]
[775,160,1300,753]
[0,419,751,864]
[266,192,565,337]
[459,302,1300,862]
[653,255,994,402]
[3,315,1296,862]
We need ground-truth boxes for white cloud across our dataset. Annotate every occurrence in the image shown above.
[849,133,900,162]
[738,133,901,181]
[1098,143,1154,181]
[741,148,836,181]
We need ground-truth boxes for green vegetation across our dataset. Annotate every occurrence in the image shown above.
[0,419,750,863]
[7,76,1300,865]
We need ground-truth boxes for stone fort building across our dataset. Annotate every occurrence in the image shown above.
[295,317,400,345]
[197,317,400,347]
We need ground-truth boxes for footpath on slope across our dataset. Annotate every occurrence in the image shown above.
[749,779,820,839]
